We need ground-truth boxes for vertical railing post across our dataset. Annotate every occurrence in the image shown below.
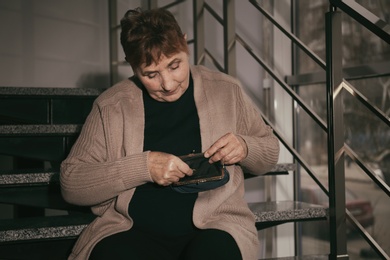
[108,0,118,86]
[325,6,349,260]
[223,0,236,76]
[193,0,205,65]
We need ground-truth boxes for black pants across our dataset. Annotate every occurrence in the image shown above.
[89,227,242,260]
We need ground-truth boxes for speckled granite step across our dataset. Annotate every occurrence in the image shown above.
[0,169,58,186]
[249,201,328,229]
[0,86,104,96]
[0,214,94,243]
[0,163,296,187]
[0,124,82,136]
[0,200,326,244]
[0,164,296,211]
[0,165,325,256]
[264,255,328,260]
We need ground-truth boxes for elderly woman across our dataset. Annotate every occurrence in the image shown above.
[60,7,279,260]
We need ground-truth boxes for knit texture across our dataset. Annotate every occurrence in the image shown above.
[60,65,280,260]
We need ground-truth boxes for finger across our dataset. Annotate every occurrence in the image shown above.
[210,142,238,163]
[204,134,231,158]
[176,159,194,176]
[216,150,234,165]
[226,145,246,163]
[209,148,226,163]
[223,154,242,165]
[216,142,246,165]
[160,173,181,186]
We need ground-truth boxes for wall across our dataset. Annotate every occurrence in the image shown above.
[0,0,110,219]
[0,0,110,88]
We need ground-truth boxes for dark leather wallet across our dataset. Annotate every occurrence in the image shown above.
[172,153,225,186]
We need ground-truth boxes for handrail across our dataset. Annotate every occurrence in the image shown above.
[344,144,390,197]
[236,34,328,132]
[286,60,390,86]
[249,0,326,70]
[329,0,390,44]
[342,80,390,127]
[346,211,390,259]
[204,49,224,72]
[204,2,223,25]
[160,0,186,10]
[260,111,328,195]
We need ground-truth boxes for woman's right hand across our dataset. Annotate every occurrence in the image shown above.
[147,151,193,186]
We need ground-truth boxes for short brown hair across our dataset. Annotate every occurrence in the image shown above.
[120,8,189,69]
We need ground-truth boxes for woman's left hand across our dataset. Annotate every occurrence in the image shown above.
[204,133,248,165]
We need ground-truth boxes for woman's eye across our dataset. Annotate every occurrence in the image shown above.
[147,73,157,79]
[170,63,180,70]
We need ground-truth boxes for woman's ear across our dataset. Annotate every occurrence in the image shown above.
[183,33,187,40]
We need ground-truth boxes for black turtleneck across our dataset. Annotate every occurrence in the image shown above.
[128,74,200,236]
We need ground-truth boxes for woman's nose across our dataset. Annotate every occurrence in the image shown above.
[160,75,174,91]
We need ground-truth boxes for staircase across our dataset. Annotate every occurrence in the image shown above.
[0,87,328,259]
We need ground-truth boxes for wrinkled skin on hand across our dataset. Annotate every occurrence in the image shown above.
[148,152,193,186]
[204,132,248,166]
[147,133,247,186]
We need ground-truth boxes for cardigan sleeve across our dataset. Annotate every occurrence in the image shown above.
[60,102,153,206]
[235,84,280,175]
[192,65,279,175]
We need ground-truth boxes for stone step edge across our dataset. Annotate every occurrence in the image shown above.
[249,201,328,223]
[0,224,87,243]
[0,124,82,136]
[0,214,94,243]
[0,163,296,186]
[0,87,104,96]
[0,201,325,243]
[263,255,329,260]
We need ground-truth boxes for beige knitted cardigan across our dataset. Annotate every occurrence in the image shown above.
[60,65,280,260]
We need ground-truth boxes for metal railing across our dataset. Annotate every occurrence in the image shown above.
[192,0,390,258]
[327,1,389,259]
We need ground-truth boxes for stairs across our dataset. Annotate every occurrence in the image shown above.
[0,87,101,259]
[0,87,328,259]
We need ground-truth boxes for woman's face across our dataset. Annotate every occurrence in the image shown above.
[135,51,190,102]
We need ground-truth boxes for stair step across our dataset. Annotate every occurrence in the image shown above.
[0,185,89,212]
[0,199,325,228]
[0,238,77,260]
[0,214,94,243]
[0,164,296,211]
[0,215,328,260]
[0,169,58,186]
[0,124,81,136]
[0,201,326,243]
[245,163,296,178]
[0,86,103,96]
[0,215,91,260]
[250,201,328,229]
[0,125,80,161]
[0,214,91,259]
[264,255,328,260]
[0,87,102,125]
[0,163,296,187]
